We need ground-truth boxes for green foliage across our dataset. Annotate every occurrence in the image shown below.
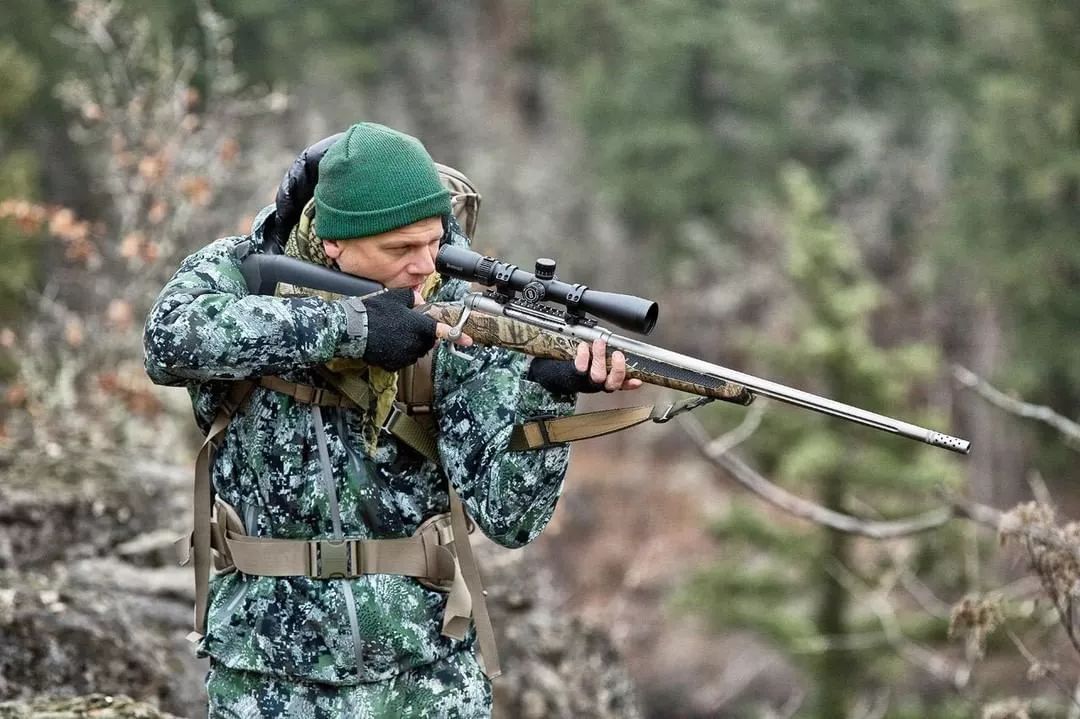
[0,37,45,318]
[532,0,964,275]
[684,166,962,717]
[678,561,817,647]
[0,212,42,322]
[708,501,821,561]
[941,0,1080,403]
[0,42,41,120]
[751,166,959,488]
[533,0,797,256]
[0,5,70,321]
[203,0,413,86]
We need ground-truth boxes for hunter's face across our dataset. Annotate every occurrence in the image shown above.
[322,216,443,291]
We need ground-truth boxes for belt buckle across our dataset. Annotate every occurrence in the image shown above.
[308,539,356,579]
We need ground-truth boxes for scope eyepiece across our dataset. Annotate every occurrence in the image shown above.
[437,246,658,335]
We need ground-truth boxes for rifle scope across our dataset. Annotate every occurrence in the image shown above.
[437,246,659,335]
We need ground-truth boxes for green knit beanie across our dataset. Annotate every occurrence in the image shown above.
[314,123,451,240]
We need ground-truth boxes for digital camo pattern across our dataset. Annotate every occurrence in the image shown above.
[144,208,574,690]
[207,650,491,718]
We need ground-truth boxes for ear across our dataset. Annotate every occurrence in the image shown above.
[322,238,342,260]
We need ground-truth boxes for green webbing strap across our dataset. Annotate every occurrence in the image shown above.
[176,380,255,642]
[383,404,440,462]
[448,485,501,678]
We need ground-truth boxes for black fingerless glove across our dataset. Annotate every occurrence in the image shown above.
[357,288,438,371]
[527,358,608,395]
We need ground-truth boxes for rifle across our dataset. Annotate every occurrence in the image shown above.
[239,246,971,456]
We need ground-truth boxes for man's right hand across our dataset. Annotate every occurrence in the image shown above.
[344,289,472,371]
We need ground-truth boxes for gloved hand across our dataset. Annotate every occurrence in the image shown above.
[527,358,609,395]
[527,337,644,395]
[353,288,438,371]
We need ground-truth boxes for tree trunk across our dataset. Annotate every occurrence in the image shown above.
[814,472,853,719]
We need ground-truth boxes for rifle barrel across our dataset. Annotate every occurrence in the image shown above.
[611,334,971,455]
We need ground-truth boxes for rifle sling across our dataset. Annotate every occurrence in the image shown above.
[508,405,662,451]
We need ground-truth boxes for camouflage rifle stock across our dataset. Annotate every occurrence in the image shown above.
[418,299,755,406]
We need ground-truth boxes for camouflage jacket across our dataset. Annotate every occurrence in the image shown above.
[144,206,574,684]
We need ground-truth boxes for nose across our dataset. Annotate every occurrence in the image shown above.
[408,246,436,276]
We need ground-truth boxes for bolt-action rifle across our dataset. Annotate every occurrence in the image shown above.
[240,245,971,456]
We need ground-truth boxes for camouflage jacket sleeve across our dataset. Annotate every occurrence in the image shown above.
[143,237,366,386]
[429,217,576,549]
[434,344,575,549]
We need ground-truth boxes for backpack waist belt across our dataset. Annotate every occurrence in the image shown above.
[201,497,477,647]
[209,498,459,583]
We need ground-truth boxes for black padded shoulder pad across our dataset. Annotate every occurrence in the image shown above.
[263,132,345,254]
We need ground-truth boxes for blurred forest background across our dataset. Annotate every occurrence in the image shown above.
[1,1,1079,718]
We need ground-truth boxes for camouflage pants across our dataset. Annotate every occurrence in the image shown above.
[206,651,492,719]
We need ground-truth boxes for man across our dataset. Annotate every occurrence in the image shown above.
[144,122,638,718]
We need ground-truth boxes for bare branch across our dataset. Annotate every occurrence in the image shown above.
[705,401,766,456]
[954,365,1080,450]
[825,558,970,689]
[679,412,954,539]
[1026,470,1054,509]
[1005,628,1080,711]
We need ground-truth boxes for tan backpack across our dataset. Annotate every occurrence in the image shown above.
[436,163,482,240]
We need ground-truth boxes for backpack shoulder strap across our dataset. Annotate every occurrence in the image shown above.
[174,380,255,641]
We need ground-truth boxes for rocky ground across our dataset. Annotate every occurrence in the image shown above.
[0,445,641,718]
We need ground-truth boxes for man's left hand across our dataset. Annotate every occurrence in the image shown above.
[527,337,643,394]
[574,337,643,392]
